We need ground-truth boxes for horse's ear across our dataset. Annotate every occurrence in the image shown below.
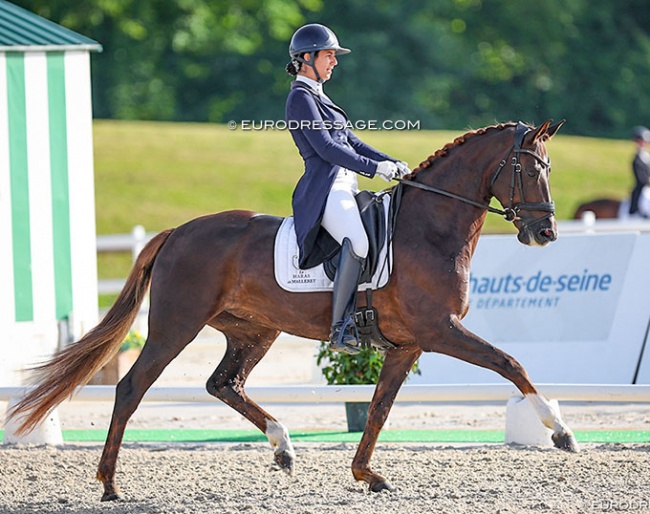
[545,119,565,140]
[524,119,564,146]
[523,120,550,146]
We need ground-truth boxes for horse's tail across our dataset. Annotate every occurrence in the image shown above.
[6,228,174,435]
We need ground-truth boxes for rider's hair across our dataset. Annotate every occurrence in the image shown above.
[285,59,302,76]
[285,51,320,76]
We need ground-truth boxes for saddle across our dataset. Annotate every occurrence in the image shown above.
[323,188,399,283]
[273,185,404,351]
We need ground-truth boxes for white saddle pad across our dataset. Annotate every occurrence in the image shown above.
[640,185,650,217]
[617,186,650,219]
[274,194,393,293]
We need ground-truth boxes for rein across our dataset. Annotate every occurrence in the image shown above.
[394,177,515,219]
[396,122,555,227]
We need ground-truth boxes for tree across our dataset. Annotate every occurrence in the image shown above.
[15,0,650,137]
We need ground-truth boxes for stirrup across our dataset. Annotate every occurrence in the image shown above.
[329,319,361,355]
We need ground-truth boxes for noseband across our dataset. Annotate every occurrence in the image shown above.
[397,122,555,229]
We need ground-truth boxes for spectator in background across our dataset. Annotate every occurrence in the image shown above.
[629,126,650,217]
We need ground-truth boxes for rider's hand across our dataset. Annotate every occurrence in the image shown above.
[375,161,398,182]
[395,161,411,178]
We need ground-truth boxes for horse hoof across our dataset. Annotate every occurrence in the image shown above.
[370,480,394,493]
[552,432,580,453]
[274,450,295,475]
[100,492,122,502]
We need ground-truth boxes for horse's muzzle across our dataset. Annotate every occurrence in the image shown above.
[516,217,557,247]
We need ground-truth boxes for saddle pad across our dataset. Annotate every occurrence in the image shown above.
[617,187,650,219]
[274,194,393,293]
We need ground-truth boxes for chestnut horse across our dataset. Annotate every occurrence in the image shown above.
[573,198,622,219]
[8,120,578,501]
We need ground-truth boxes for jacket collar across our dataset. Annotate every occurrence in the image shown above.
[294,75,323,95]
[291,80,348,118]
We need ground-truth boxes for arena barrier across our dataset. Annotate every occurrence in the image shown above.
[3,383,650,404]
[2,384,650,446]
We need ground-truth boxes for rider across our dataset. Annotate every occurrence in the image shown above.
[285,23,409,354]
[629,125,650,217]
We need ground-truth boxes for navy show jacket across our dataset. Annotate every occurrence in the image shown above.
[286,80,396,269]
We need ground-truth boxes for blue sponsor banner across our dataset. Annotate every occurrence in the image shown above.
[463,233,635,343]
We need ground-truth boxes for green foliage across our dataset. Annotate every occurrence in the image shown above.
[120,330,146,352]
[17,0,320,121]
[17,0,650,137]
[316,341,421,385]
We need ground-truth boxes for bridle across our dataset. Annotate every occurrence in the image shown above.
[395,122,555,229]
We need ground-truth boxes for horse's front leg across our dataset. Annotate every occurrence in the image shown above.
[422,315,579,452]
[352,345,422,491]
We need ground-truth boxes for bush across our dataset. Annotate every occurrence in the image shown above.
[316,341,420,385]
[120,330,146,352]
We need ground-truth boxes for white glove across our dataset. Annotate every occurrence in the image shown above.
[395,161,411,178]
[375,161,398,182]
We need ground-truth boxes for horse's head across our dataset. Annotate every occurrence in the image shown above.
[490,120,564,247]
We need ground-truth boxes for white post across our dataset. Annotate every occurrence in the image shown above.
[505,395,558,447]
[131,225,149,335]
[3,397,63,445]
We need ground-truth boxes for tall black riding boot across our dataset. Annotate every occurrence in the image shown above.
[329,238,364,355]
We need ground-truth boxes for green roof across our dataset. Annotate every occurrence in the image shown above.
[0,1,102,52]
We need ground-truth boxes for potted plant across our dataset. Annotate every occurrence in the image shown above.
[90,330,146,384]
[316,342,420,432]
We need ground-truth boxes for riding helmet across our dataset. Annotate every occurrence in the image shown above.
[289,24,351,59]
[632,125,650,142]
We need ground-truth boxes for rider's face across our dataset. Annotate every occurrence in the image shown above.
[314,50,337,82]
[303,50,337,82]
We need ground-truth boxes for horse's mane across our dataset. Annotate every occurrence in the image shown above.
[412,122,517,174]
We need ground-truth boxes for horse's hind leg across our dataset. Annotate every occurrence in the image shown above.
[97,328,201,501]
[206,315,294,472]
[422,316,579,452]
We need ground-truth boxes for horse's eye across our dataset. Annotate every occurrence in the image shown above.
[526,166,541,178]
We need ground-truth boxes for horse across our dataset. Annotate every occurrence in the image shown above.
[573,198,623,219]
[573,188,650,219]
[8,120,578,502]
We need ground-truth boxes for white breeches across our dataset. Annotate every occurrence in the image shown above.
[321,168,369,258]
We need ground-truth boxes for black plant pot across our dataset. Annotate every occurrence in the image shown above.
[345,401,370,432]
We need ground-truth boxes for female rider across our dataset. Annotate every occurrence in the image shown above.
[285,23,409,354]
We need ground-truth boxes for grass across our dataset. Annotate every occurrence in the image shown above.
[93,120,635,303]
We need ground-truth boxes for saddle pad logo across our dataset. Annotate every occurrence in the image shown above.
[274,197,392,293]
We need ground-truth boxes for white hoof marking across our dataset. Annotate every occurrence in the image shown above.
[265,420,295,458]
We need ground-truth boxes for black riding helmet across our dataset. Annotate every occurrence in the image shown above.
[632,126,650,142]
[288,24,350,82]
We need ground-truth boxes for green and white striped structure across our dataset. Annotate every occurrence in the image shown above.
[0,1,102,384]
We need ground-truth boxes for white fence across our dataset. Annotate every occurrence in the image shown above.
[2,384,650,404]
[97,225,153,294]
[557,213,650,234]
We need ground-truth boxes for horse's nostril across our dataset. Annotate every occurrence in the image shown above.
[540,228,556,240]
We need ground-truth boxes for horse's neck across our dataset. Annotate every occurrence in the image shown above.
[399,161,492,254]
